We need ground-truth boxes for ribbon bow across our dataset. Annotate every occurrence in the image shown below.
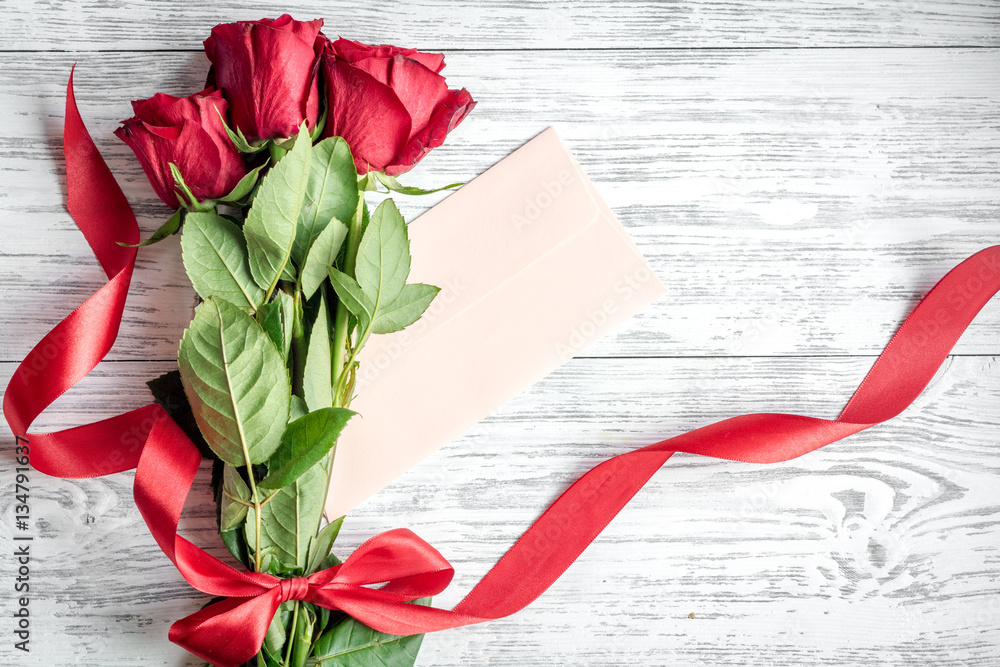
[170,529,456,667]
[3,70,998,667]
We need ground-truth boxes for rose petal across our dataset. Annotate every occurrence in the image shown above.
[386,88,475,176]
[204,17,324,141]
[322,58,411,173]
[387,55,449,139]
[332,37,446,73]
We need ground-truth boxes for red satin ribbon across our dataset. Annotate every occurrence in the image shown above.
[4,71,999,667]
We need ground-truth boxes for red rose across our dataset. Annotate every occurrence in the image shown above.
[205,15,325,142]
[115,88,246,209]
[321,38,476,175]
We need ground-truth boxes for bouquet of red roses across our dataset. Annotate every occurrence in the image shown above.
[116,15,473,666]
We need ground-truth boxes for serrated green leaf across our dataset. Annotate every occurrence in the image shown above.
[328,268,373,331]
[301,218,348,300]
[120,208,183,247]
[246,459,328,568]
[220,464,251,531]
[178,297,291,466]
[303,291,334,411]
[312,598,431,667]
[354,199,410,309]
[371,283,440,335]
[245,124,312,296]
[294,137,358,265]
[306,516,344,575]
[259,408,353,491]
[181,211,265,312]
[219,161,267,203]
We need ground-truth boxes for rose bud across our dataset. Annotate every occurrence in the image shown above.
[204,15,325,142]
[322,38,476,175]
[114,88,246,209]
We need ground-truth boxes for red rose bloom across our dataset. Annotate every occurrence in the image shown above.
[114,88,246,209]
[204,15,325,142]
[322,38,476,175]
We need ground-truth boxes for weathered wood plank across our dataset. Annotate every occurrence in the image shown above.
[1,49,997,361]
[2,0,999,51]
[1,355,997,665]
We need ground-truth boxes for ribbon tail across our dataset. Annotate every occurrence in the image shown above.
[169,589,282,667]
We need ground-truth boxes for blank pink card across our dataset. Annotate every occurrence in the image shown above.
[325,128,666,518]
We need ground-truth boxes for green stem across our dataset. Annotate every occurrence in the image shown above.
[284,601,300,665]
[330,196,365,408]
[291,289,306,397]
[245,461,263,573]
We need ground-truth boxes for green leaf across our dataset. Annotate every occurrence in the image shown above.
[181,211,265,312]
[259,408,354,491]
[264,601,292,658]
[306,516,344,575]
[354,199,410,309]
[119,208,183,247]
[245,124,312,296]
[303,291,334,411]
[220,525,251,568]
[246,459,328,568]
[257,300,285,354]
[169,162,216,212]
[371,283,440,335]
[220,464,251,531]
[146,370,211,458]
[317,551,342,573]
[289,395,308,422]
[328,268,373,331]
[375,171,465,196]
[178,297,291,467]
[300,218,348,300]
[312,598,431,667]
[294,137,358,265]
[218,161,267,203]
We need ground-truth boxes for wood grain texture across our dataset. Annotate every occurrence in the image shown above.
[2,0,999,51]
[1,355,998,666]
[1,49,998,361]
[2,3,999,666]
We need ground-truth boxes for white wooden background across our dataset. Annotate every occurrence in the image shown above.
[1,2,999,665]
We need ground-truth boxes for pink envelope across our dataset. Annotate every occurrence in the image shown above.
[325,128,666,518]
